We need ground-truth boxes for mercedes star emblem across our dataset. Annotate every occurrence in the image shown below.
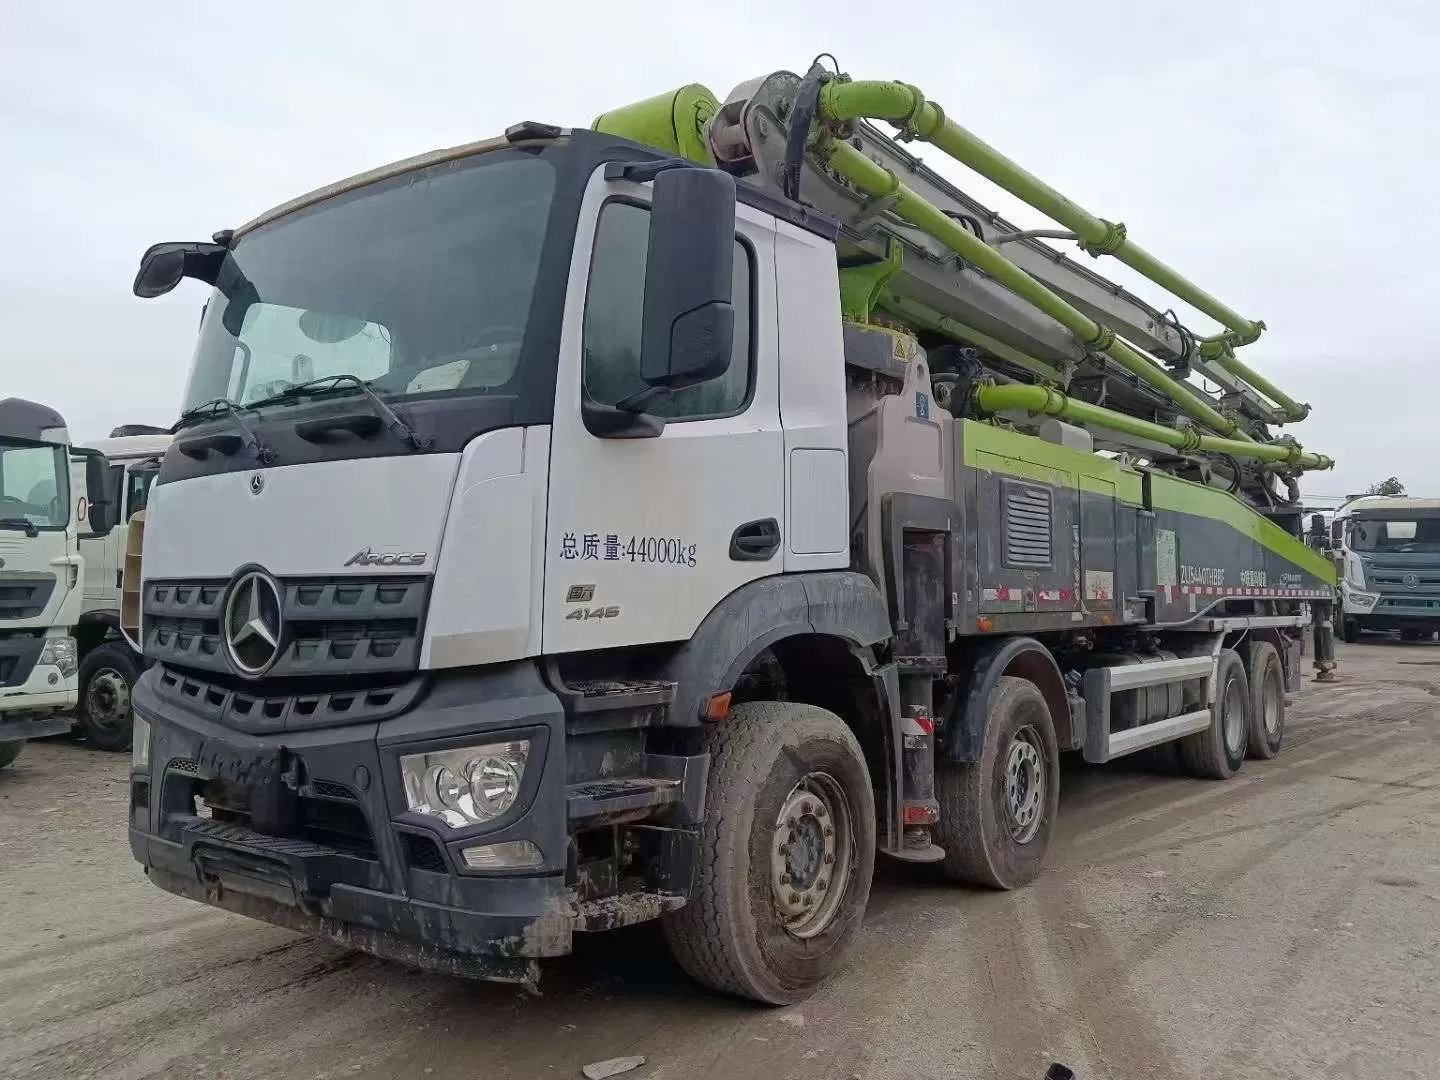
[223,570,284,677]
[250,472,265,495]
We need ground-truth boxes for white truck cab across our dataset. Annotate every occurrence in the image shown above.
[1332,495,1440,642]
[70,427,169,750]
[0,399,115,768]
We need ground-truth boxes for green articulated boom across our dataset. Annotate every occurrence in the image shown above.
[594,60,1334,573]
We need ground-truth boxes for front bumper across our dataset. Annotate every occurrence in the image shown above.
[128,662,579,982]
[0,712,72,742]
[0,662,77,719]
[1351,610,1440,634]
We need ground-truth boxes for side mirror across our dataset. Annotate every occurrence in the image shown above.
[639,168,736,391]
[133,241,226,299]
[76,449,116,538]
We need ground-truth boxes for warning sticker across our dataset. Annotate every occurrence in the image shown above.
[1156,529,1177,589]
[1085,570,1114,602]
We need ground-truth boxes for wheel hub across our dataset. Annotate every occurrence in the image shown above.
[770,773,853,939]
[1262,675,1281,737]
[86,669,130,730]
[1222,677,1246,754]
[1004,729,1045,843]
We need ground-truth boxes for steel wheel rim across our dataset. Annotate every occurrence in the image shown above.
[1262,673,1282,737]
[1222,676,1246,755]
[769,772,855,940]
[85,669,131,732]
[1004,726,1046,844]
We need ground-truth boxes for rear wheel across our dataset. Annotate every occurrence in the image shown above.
[664,701,876,1004]
[0,742,23,770]
[1246,641,1285,760]
[76,644,141,752]
[1179,649,1248,779]
[932,677,1060,889]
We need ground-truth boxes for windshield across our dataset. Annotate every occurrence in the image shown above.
[1350,516,1440,554]
[0,441,69,529]
[182,148,556,411]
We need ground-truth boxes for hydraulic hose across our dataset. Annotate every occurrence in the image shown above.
[819,80,1265,344]
[819,137,1251,441]
[1199,339,1310,421]
[973,383,1333,471]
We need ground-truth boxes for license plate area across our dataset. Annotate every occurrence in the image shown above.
[196,741,302,835]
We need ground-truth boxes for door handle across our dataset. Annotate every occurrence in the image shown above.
[729,518,781,562]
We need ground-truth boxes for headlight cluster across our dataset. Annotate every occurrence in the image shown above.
[1344,553,1367,590]
[400,740,529,828]
[132,714,151,771]
[37,636,77,678]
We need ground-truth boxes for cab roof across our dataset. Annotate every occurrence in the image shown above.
[1337,495,1440,516]
[82,433,174,460]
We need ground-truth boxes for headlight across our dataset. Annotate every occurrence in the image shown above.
[1345,589,1379,611]
[132,714,151,771]
[1344,553,1366,590]
[38,636,78,678]
[400,740,529,828]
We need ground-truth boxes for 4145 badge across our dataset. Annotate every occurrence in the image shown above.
[559,532,697,568]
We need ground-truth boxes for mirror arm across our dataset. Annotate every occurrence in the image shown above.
[581,399,666,439]
[614,386,669,413]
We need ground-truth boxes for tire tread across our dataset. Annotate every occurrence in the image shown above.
[664,701,872,1003]
[1179,650,1248,779]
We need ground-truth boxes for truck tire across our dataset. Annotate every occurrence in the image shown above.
[663,700,876,1005]
[1339,617,1358,643]
[932,676,1060,890]
[1245,641,1285,760]
[1179,649,1248,779]
[76,643,141,752]
[0,742,23,770]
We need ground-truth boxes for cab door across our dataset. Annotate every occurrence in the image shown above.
[542,169,784,653]
[75,459,123,605]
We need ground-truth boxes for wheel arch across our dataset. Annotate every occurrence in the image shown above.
[661,572,898,843]
[662,571,893,725]
[74,609,121,654]
[943,636,1072,762]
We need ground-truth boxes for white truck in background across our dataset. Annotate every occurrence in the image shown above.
[70,426,170,750]
[0,399,116,768]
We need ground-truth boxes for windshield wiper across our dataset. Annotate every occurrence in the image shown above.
[249,375,431,451]
[171,398,274,462]
[0,518,40,538]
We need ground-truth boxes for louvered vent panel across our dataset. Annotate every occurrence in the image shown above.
[1004,483,1053,567]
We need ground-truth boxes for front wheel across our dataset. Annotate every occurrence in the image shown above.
[0,741,23,770]
[664,701,876,1005]
[76,643,142,752]
[1339,617,1358,643]
[932,676,1060,890]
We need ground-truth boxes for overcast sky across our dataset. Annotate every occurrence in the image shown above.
[5,1,1436,501]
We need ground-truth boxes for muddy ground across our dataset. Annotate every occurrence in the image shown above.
[2,641,1437,1080]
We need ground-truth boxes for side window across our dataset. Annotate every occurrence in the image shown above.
[108,465,125,517]
[583,201,752,421]
[126,467,157,520]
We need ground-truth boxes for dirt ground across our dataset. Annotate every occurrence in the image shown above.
[2,641,1438,1080]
